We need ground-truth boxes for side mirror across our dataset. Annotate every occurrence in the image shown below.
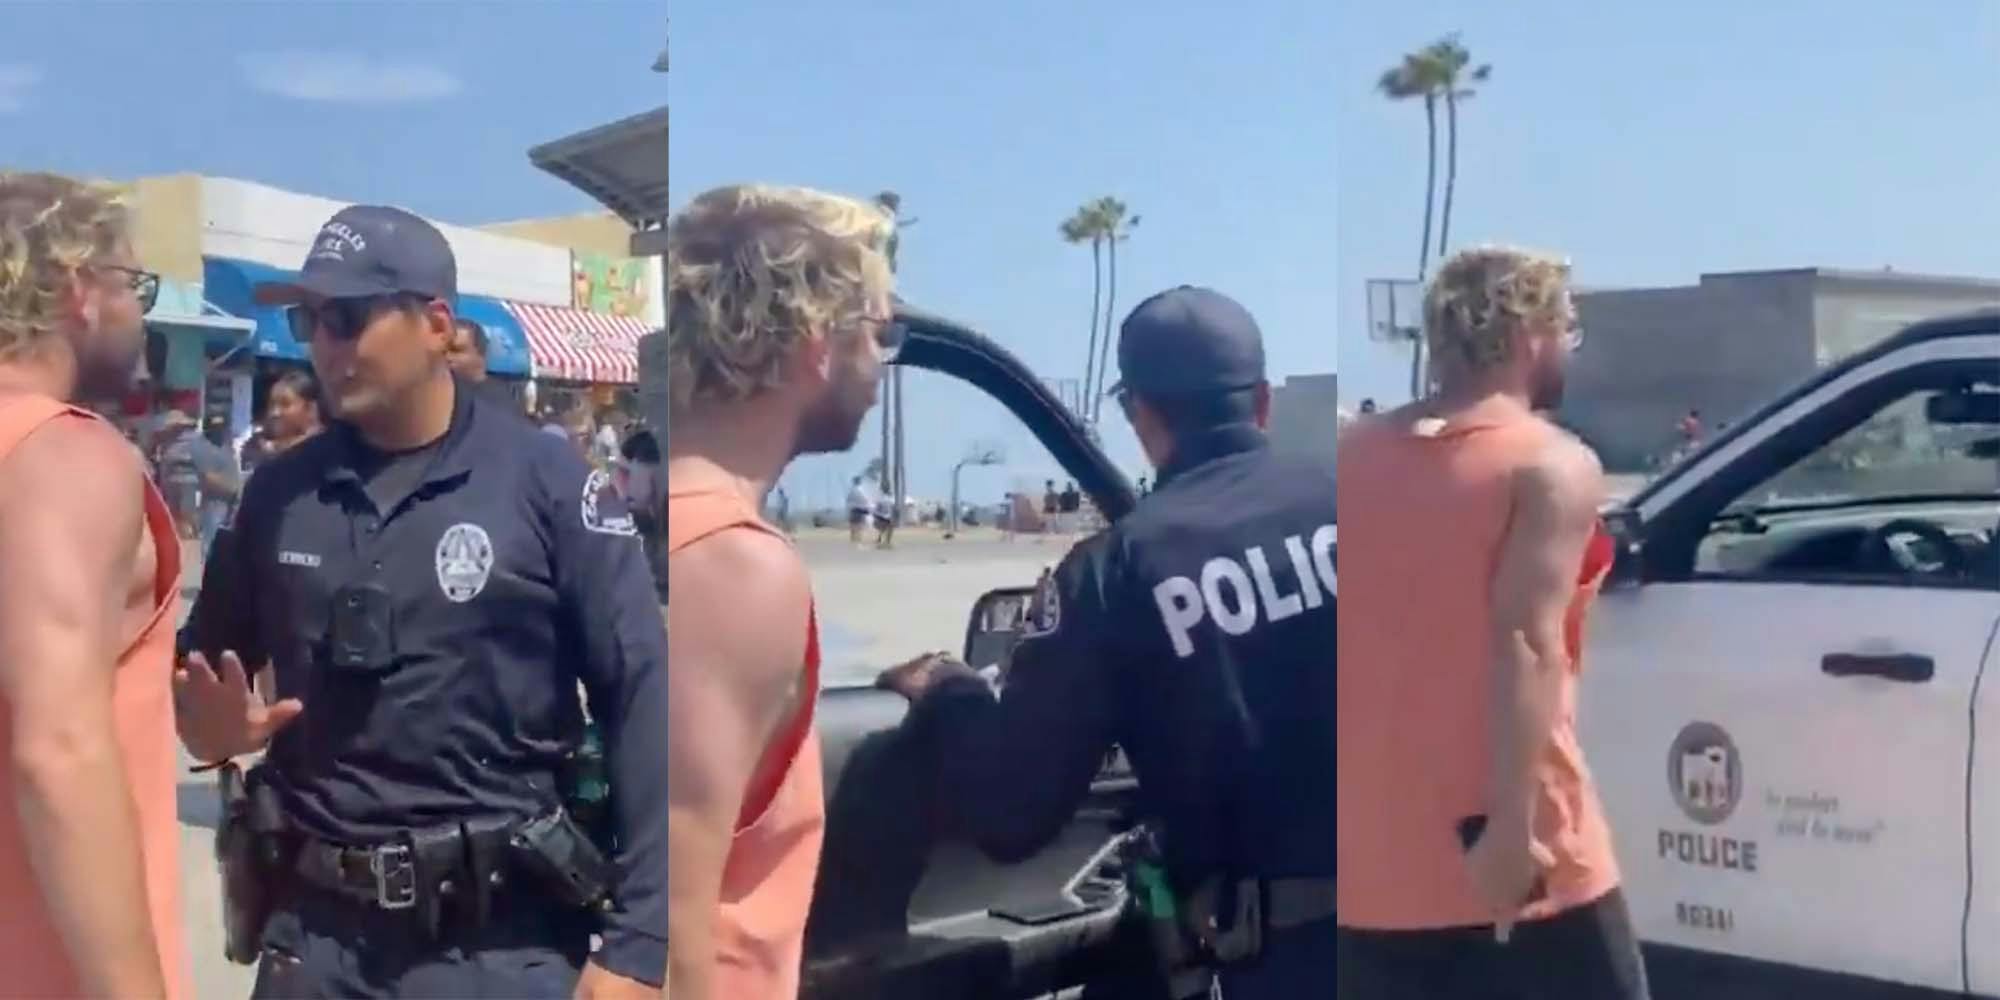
[964,586,1038,671]
[1601,506,1645,587]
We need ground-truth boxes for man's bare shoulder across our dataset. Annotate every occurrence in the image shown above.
[1514,429,1605,517]
[667,527,812,678]
[669,526,807,593]
[0,414,144,524]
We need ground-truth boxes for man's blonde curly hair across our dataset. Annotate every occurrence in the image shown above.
[1423,245,1572,372]
[0,171,133,363]
[666,184,893,412]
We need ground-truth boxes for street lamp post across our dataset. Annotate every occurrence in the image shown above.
[948,444,1004,537]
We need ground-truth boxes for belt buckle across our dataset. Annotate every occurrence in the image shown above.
[369,844,418,911]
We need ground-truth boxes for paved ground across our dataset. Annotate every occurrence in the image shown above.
[799,527,1075,687]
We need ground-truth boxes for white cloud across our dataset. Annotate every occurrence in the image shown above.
[238,51,461,104]
[0,64,41,113]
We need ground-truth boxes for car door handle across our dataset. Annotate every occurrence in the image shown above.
[1821,653,1934,683]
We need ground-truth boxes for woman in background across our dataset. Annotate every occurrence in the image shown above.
[261,370,323,456]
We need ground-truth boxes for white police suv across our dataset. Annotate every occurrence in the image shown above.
[1580,309,2000,998]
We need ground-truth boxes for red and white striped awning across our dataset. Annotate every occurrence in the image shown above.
[502,301,652,384]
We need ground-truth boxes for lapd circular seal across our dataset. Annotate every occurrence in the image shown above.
[581,469,638,537]
[435,522,495,603]
[1666,720,1742,826]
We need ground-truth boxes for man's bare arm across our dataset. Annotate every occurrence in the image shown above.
[665,529,811,1000]
[0,418,168,999]
[1486,437,1605,840]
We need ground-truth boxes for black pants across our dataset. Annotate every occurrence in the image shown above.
[1336,888,1650,1000]
[1079,914,1337,999]
[249,885,592,999]
[1218,915,1337,998]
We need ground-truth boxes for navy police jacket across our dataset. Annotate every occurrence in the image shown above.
[910,424,1336,884]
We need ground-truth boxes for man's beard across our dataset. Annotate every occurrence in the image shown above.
[72,339,144,403]
[793,378,874,456]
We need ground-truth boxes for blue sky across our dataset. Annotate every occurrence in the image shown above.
[0,2,664,224]
[1337,0,2000,406]
[671,0,1338,508]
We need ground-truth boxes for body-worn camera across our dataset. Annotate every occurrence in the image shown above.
[326,582,397,674]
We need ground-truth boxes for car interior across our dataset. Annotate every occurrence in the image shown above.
[1690,383,1999,588]
[799,308,1143,1000]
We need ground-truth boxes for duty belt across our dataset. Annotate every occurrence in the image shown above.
[290,817,517,928]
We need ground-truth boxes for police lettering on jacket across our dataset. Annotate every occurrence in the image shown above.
[1151,525,1335,659]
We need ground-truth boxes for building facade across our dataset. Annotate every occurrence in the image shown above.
[1562,268,2000,469]
[1270,371,1337,471]
[120,173,661,444]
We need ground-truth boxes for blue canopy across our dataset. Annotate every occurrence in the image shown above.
[201,257,309,362]
[201,257,533,376]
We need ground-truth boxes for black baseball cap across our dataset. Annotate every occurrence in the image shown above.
[253,205,458,306]
[1106,285,1266,398]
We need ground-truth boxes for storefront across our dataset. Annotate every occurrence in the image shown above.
[134,278,256,435]
[503,300,651,385]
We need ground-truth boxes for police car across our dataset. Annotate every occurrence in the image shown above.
[1578,309,1999,998]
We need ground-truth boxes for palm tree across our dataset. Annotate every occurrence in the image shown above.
[874,190,918,273]
[1427,35,1491,260]
[1377,50,1449,398]
[1091,197,1138,423]
[1376,56,1443,285]
[1061,204,1108,423]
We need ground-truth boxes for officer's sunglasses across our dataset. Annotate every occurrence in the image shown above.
[287,293,435,345]
[97,264,161,314]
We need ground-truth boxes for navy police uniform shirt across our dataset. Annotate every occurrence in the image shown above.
[187,377,669,981]
[911,424,1336,882]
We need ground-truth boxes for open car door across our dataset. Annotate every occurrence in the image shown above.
[800,306,1142,1000]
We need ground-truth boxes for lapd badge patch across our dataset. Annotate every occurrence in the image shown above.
[1022,571,1062,638]
[435,523,495,603]
[580,469,639,537]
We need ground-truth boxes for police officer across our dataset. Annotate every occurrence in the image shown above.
[878,286,1336,998]
[175,206,668,999]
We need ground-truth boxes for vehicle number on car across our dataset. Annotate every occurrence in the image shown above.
[1676,901,1734,934]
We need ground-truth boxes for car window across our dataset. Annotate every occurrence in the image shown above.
[774,369,1146,689]
[1694,375,1999,587]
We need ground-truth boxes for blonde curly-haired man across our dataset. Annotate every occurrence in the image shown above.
[0,171,185,999]
[663,185,911,1000]
[1336,246,1648,998]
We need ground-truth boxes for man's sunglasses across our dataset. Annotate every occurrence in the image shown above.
[100,265,161,314]
[858,314,906,362]
[286,293,433,344]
